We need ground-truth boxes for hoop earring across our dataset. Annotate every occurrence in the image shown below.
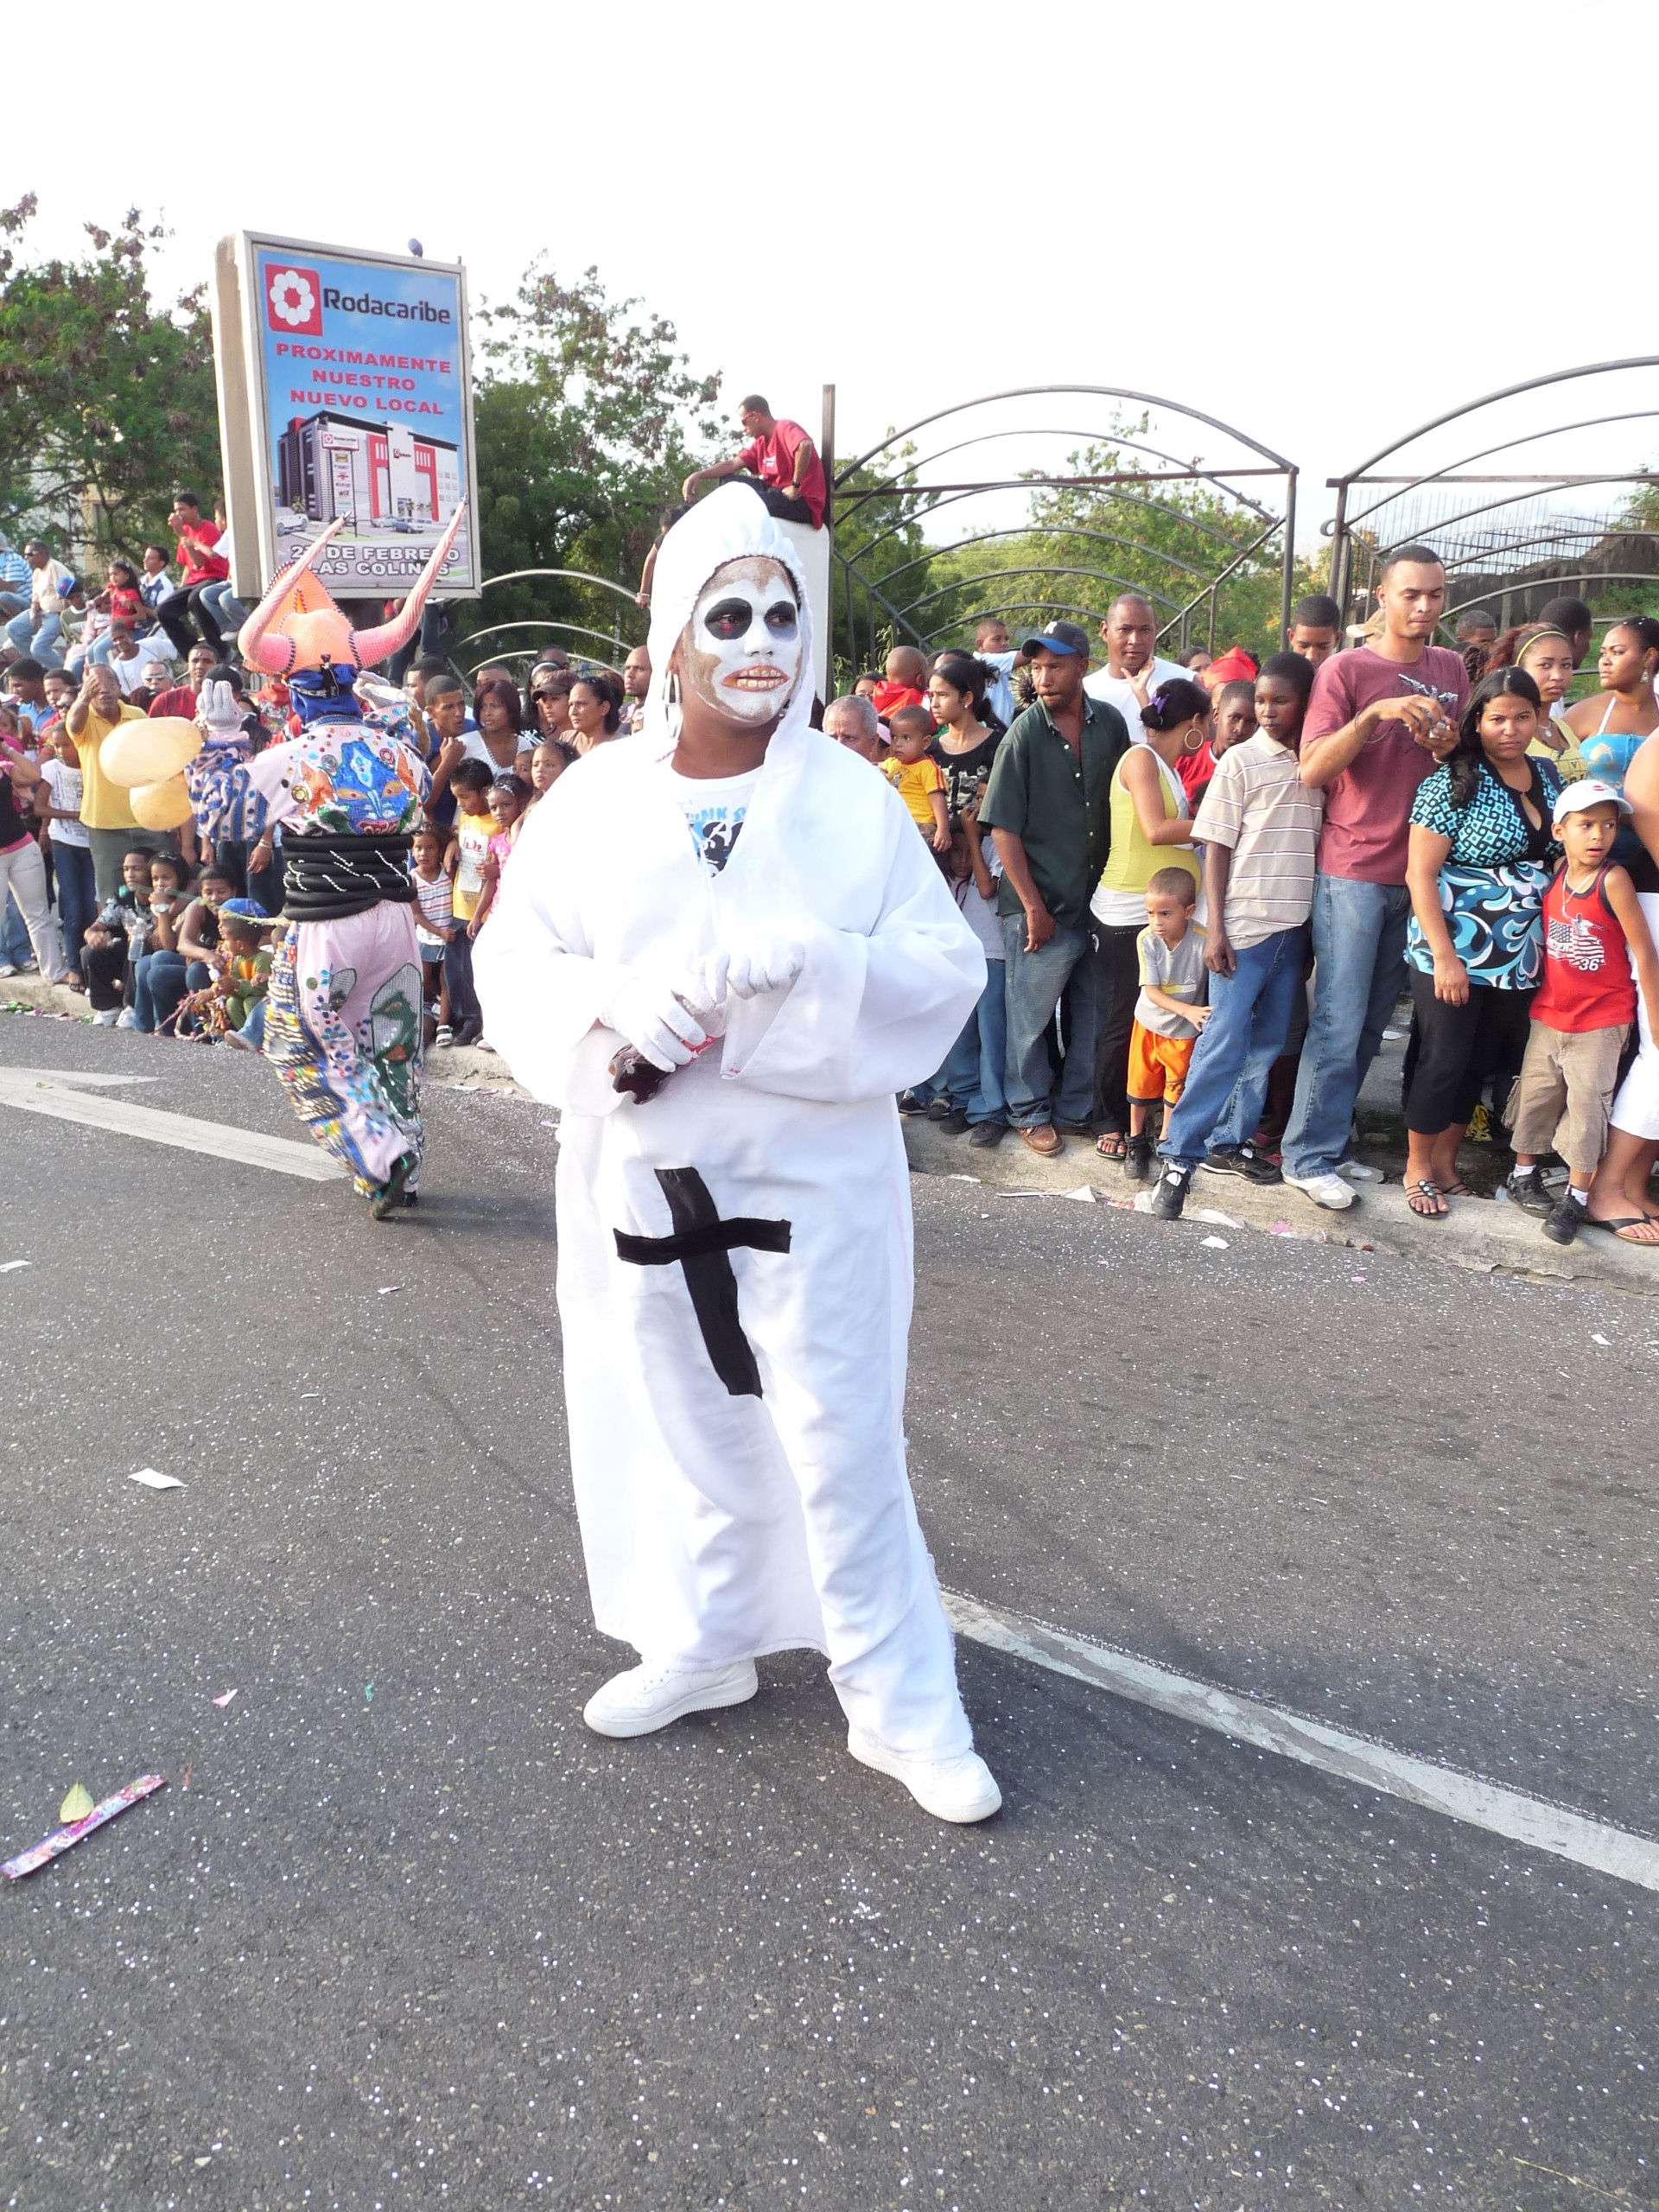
[664,666,683,741]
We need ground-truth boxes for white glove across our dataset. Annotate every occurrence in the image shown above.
[198,678,242,736]
[600,969,715,1072]
[702,935,806,1004]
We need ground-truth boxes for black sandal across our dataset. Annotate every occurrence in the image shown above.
[1405,1179,1448,1218]
[1094,1132,1127,1160]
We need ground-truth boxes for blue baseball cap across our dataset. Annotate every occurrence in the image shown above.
[1020,620,1090,659]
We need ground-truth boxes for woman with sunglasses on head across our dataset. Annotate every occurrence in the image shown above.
[568,671,624,754]
[526,663,575,746]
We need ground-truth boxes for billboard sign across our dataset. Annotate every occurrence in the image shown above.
[213,232,480,602]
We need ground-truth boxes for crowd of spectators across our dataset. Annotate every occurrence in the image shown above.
[3,474,1657,1252]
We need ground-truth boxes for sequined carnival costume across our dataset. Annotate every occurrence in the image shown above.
[237,510,465,1217]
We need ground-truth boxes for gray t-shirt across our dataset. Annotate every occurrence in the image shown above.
[1135,920,1209,1039]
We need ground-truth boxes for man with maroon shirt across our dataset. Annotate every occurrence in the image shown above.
[153,492,231,658]
[1280,545,1465,1210]
[681,396,826,528]
[148,641,219,721]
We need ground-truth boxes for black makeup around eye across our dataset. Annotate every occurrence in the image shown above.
[764,602,798,635]
[702,597,754,639]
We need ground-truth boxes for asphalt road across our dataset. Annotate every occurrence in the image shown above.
[1,1019,1653,2212]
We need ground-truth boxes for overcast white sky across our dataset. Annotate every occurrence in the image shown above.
[10,0,1652,555]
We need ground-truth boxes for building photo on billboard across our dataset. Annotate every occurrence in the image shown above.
[213,232,481,601]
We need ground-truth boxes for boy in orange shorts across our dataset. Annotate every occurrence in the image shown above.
[1125,866,1210,1180]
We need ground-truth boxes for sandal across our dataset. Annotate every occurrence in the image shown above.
[1094,1132,1127,1160]
[1440,1180,1475,1198]
[1584,1212,1659,1245]
[1405,1179,1448,1218]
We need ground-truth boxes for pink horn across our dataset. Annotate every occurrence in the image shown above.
[236,518,351,674]
[347,502,469,670]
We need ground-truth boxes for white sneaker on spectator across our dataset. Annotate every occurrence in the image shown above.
[846,1729,1002,1823]
[0,963,16,979]
[91,1007,119,1027]
[116,1008,140,1030]
[1282,1167,1356,1211]
[582,1657,758,1738]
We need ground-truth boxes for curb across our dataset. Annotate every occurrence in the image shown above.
[0,977,530,1098]
[901,1116,1659,1299]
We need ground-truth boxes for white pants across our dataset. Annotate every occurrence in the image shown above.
[1610,892,1659,1141]
[0,836,67,981]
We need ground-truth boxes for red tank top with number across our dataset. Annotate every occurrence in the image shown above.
[1529,862,1637,1033]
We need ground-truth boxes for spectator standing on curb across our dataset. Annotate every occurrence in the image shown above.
[0,721,67,979]
[979,620,1130,1156]
[1400,670,1563,1217]
[1083,594,1189,730]
[1149,653,1322,1216]
[1279,546,1466,1211]
[1287,596,1344,664]
[620,647,652,734]
[822,693,884,763]
[1537,595,1594,672]
[35,722,95,982]
[67,663,175,899]
[1088,677,1205,1160]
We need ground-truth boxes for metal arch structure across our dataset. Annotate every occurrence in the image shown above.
[1325,359,1659,645]
[829,385,1299,680]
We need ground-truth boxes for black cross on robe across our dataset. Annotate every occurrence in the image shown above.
[613,1167,791,1399]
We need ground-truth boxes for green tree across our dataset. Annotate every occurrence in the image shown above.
[461,259,724,669]
[0,196,219,561]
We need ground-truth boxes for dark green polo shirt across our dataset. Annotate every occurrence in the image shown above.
[978,694,1131,927]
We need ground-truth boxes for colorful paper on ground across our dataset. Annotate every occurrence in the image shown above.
[3,1775,166,1880]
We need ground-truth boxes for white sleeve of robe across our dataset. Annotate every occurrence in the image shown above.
[474,731,987,1116]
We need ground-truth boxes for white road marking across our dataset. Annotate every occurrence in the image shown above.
[944,1591,1659,1896]
[0,1068,344,1181]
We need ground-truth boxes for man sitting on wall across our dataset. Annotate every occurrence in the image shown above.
[682,396,827,529]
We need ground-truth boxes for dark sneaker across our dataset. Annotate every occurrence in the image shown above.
[1541,1196,1582,1246]
[1505,1167,1554,1216]
[925,1097,953,1122]
[939,1107,969,1135]
[1126,1133,1154,1182]
[967,1120,1007,1149]
[1200,1144,1282,1185]
[1149,1163,1192,1218]
[897,1091,928,1115]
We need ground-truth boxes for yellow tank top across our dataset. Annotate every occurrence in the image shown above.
[1097,748,1200,908]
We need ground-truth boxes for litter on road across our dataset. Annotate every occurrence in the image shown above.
[212,1689,238,1707]
[2,1774,167,1880]
[129,1468,184,1491]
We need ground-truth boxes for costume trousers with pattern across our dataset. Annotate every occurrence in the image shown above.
[264,904,424,1193]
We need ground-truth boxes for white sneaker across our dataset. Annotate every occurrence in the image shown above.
[1337,1160,1382,1183]
[582,1657,758,1738]
[91,1007,119,1027]
[115,1008,140,1030]
[1282,1167,1356,1211]
[0,963,16,979]
[847,1729,1002,1823]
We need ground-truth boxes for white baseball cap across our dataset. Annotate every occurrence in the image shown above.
[1552,776,1632,825]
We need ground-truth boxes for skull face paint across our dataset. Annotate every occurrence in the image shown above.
[678,556,803,725]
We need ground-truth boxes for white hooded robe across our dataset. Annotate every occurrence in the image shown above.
[475,489,986,1758]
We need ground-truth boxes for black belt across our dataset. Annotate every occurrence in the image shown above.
[281,832,416,921]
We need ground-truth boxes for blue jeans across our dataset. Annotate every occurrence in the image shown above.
[200,579,249,635]
[442,924,481,1027]
[1001,914,1101,1128]
[1160,925,1308,1166]
[1281,874,1412,1180]
[51,840,97,972]
[238,996,266,1049]
[933,963,1009,1123]
[132,951,210,1032]
[2,882,31,965]
[6,610,63,666]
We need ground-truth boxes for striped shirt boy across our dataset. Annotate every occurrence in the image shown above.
[1191,729,1323,943]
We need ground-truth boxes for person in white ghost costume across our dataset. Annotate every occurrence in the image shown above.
[475,486,1001,1822]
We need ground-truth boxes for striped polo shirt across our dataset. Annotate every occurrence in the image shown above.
[1191,730,1324,948]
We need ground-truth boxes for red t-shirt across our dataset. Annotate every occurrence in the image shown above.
[1529,864,1637,1033]
[1176,740,1216,806]
[149,685,197,720]
[1304,645,1468,884]
[177,521,229,587]
[737,419,826,527]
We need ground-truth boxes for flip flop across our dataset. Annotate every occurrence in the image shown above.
[1405,1179,1448,1219]
[1440,1180,1476,1198]
[1094,1133,1127,1160]
[1583,1212,1659,1245]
